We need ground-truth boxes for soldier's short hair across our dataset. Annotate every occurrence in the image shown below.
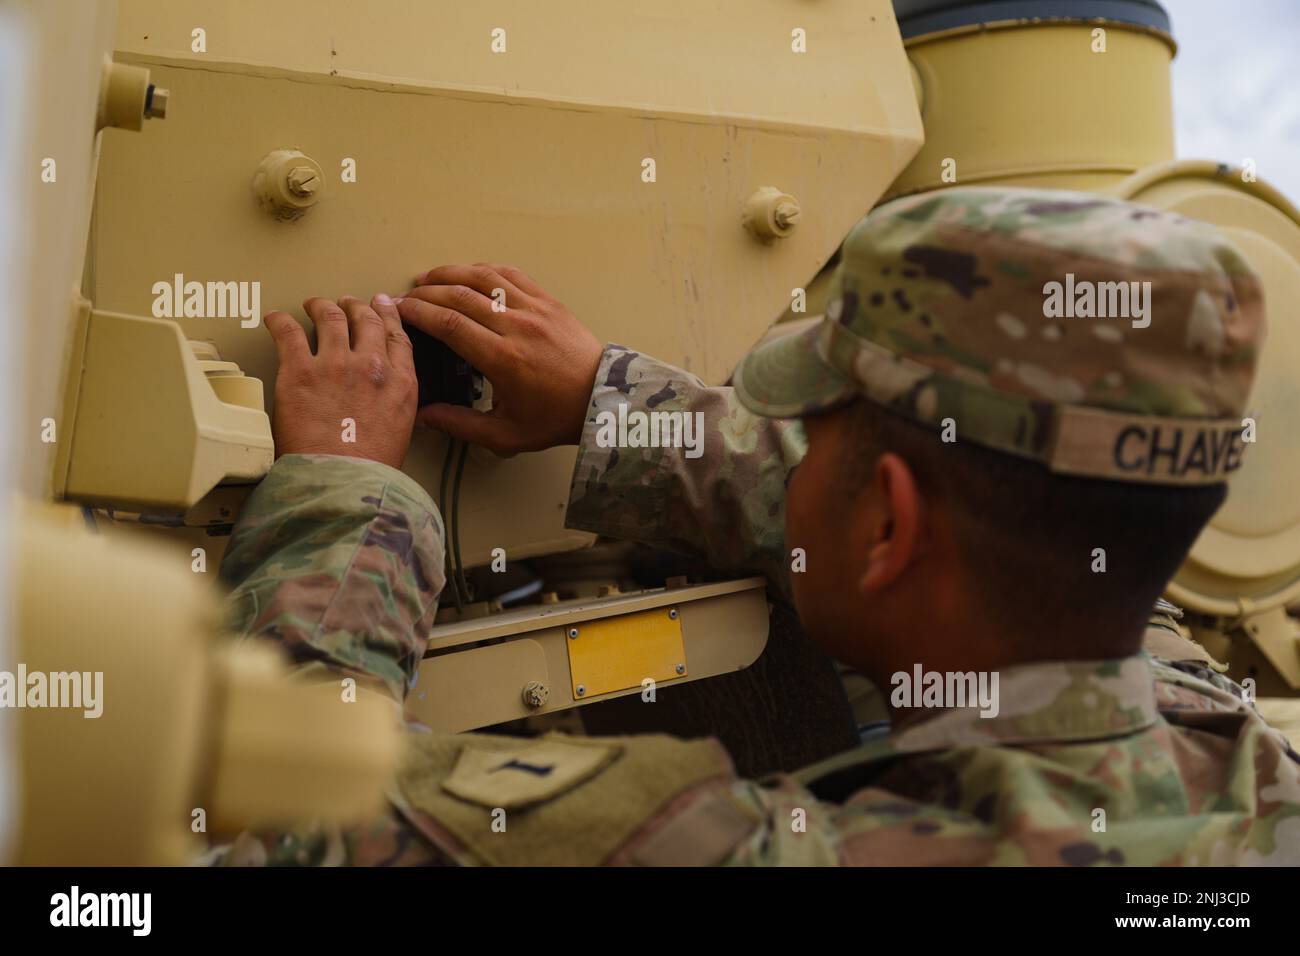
[839,399,1226,654]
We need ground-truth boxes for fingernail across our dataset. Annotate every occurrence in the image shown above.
[375,293,393,306]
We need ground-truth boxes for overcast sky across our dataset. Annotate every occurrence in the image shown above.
[1165,0,1300,202]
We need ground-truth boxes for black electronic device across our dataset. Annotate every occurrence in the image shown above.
[405,323,482,408]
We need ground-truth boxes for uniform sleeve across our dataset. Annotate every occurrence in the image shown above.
[218,453,446,703]
[216,735,852,868]
[565,344,807,590]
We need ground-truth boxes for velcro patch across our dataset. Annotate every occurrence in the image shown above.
[443,739,621,810]
[397,731,736,866]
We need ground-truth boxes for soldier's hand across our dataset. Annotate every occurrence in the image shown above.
[263,295,418,469]
[396,263,603,455]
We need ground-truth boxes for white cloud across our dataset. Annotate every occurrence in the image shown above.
[1164,0,1300,202]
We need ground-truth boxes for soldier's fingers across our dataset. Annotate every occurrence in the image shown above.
[396,296,503,376]
[417,403,518,455]
[338,295,387,356]
[479,263,552,301]
[263,310,311,368]
[303,297,350,356]
[372,293,413,373]
[415,264,527,311]
[405,283,509,334]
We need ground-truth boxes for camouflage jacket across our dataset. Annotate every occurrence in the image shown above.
[215,345,1300,866]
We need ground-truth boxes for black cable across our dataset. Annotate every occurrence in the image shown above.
[451,440,472,607]
[438,438,464,612]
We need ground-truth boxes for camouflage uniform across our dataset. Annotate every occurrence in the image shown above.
[217,187,1300,865]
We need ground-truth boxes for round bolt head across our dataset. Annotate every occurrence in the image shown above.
[743,186,801,240]
[287,166,321,196]
[568,627,579,639]
[675,664,685,675]
[253,149,324,220]
[774,201,802,229]
[668,608,678,620]
[576,684,586,697]
[521,681,550,709]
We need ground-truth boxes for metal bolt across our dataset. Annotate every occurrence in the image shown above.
[576,684,586,697]
[774,201,802,230]
[145,84,169,119]
[287,166,321,197]
[254,149,323,220]
[568,627,579,639]
[668,608,678,620]
[675,664,685,675]
[743,186,801,240]
[521,681,549,709]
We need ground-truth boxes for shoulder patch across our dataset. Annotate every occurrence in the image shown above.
[443,739,622,810]
[397,730,735,865]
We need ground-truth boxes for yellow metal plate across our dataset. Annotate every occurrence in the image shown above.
[566,607,686,699]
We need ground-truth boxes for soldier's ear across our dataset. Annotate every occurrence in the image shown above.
[858,452,924,596]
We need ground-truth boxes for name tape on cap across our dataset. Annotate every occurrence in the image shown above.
[1051,406,1248,485]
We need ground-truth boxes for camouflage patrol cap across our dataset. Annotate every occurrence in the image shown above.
[734,186,1265,485]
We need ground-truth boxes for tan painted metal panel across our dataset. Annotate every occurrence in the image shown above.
[408,579,770,731]
[90,0,923,561]
[112,0,918,136]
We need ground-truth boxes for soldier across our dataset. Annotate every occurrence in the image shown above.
[220,186,1300,865]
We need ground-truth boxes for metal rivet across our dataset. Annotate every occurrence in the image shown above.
[668,608,678,620]
[568,627,579,639]
[675,664,685,675]
[576,684,586,697]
